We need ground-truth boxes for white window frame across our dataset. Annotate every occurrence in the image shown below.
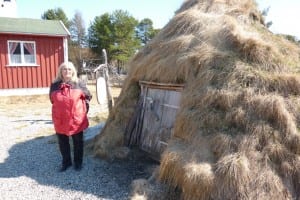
[7,40,37,66]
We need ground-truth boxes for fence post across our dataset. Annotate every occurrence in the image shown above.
[102,49,114,112]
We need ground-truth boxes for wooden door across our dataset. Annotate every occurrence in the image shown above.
[139,84,182,160]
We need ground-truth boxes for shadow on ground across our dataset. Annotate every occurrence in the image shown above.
[0,124,158,200]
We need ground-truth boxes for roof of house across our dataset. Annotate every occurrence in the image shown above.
[0,17,70,36]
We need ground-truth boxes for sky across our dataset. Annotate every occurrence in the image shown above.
[16,0,183,29]
[257,0,300,39]
[15,0,300,39]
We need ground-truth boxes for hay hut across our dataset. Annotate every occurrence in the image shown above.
[93,0,300,199]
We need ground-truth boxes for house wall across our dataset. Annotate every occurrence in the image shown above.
[0,34,64,90]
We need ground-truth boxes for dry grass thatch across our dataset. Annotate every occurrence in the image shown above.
[93,0,300,199]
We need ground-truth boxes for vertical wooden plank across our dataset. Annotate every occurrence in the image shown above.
[0,59,4,88]
[140,88,157,152]
[160,91,181,129]
[48,45,54,86]
[139,88,166,156]
[159,90,181,142]
[36,37,43,87]
[42,38,49,87]
[22,66,27,88]
[45,37,52,87]
[17,67,22,88]
[44,37,50,87]
[22,37,34,88]
[11,67,17,88]
[54,38,61,85]
[45,40,50,86]
[48,38,59,86]
[0,34,9,89]
[11,68,16,88]
[38,37,46,87]
[0,46,7,88]
[6,67,13,89]
[154,90,181,156]
[27,66,33,88]
[32,37,40,88]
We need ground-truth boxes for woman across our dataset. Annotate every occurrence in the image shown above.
[49,61,92,172]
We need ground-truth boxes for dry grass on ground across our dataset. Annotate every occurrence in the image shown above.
[0,84,122,138]
[0,84,121,115]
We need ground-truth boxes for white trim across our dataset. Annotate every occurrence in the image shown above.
[0,31,69,37]
[6,64,39,67]
[63,37,68,62]
[7,40,37,65]
[0,88,49,96]
[59,19,70,63]
[59,20,71,36]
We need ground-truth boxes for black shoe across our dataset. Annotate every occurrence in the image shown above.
[59,163,72,172]
[74,164,82,171]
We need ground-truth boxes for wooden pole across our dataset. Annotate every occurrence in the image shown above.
[102,49,114,112]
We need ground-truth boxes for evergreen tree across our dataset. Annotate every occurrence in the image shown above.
[41,7,70,29]
[88,10,141,71]
[136,18,157,45]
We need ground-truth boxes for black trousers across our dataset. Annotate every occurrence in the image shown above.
[57,132,83,166]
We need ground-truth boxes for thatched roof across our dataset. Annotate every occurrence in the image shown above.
[93,0,300,199]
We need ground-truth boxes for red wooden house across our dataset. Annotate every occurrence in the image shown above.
[0,17,70,96]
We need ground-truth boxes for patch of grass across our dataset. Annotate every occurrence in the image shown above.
[35,136,46,140]
[15,124,28,130]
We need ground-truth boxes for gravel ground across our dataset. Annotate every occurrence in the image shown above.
[0,95,157,200]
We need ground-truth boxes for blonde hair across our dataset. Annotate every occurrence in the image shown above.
[53,61,78,83]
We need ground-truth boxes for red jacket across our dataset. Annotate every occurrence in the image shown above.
[49,80,92,136]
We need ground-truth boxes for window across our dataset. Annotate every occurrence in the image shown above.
[8,40,36,65]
